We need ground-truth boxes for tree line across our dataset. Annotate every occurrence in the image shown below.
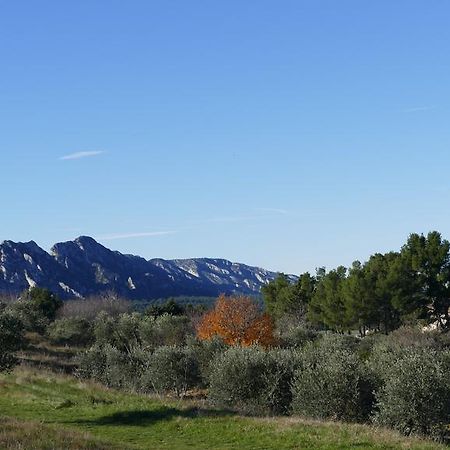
[262,231,450,334]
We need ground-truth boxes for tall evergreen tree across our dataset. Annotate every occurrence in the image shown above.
[290,272,316,318]
[308,266,349,332]
[401,231,450,329]
[261,273,293,319]
[341,261,375,336]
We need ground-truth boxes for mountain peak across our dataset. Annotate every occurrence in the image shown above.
[1,237,285,300]
[74,236,100,246]
[1,239,43,253]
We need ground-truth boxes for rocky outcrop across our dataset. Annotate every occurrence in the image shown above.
[0,236,288,300]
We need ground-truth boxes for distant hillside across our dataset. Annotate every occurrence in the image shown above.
[0,236,293,299]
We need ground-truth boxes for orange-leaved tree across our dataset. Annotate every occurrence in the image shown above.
[196,294,275,347]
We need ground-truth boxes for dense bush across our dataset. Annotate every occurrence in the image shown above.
[265,348,303,414]
[46,317,94,347]
[76,345,108,382]
[0,311,25,371]
[208,346,268,414]
[140,346,200,397]
[77,344,144,390]
[291,335,374,422]
[93,312,192,351]
[25,287,63,322]
[278,325,319,348]
[208,346,300,415]
[94,312,144,351]
[147,314,192,347]
[367,327,444,388]
[102,345,144,390]
[186,337,226,386]
[7,301,48,333]
[145,299,185,317]
[373,349,450,440]
[317,332,360,352]
[378,326,443,350]
[80,311,195,394]
[8,288,62,333]
[436,330,450,348]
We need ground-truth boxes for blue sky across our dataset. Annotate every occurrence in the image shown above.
[1,1,450,274]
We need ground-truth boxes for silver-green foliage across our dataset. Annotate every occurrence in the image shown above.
[77,344,144,390]
[186,336,226,386]
[373,348,450,439]
[93,312,192,351]
[291,334,374,422]
[46,317,94,347]
[208,346,301,415]
[140,346,200,397]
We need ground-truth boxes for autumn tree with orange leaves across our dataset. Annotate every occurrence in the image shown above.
[196,295,275,347]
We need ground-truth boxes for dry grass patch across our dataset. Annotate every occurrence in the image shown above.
[0,417,125,450]
[255,416,446,449]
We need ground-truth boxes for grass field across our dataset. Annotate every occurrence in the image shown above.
[0,367,446,450]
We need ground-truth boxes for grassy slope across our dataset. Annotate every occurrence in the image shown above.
[0,417,123,450]
[0,368,446,450]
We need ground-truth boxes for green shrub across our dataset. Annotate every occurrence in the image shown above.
[279,325,319,348]
[0,311,25,372]
[77,344,144,390]
[208,346,301,415]
[94,312,143,351]
[8,301,48,333]
[436,330,450,349]
[7,288,62,333]
[76,345,108,382]
[140,346,200,397]
[152,314,192,346]
[82,312,194,393]
[379,326,441,350]
[317,332,360,351]
[367,327,443,389]
[373,349,450,440]
[93,312,116,346]
[46,317,94,347]
[357,333,383,361]
[265,348,302,414]
[291,335,374,422]
[208,347,266,414]
[186,336,226,386]
[103,345,144,390]
[25,287,62,322]
[145,299,185,317]
[93,312,192,352]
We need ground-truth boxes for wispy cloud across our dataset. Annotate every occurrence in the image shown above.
[254,207,289,215]
[95,231,176,241]
[402,105,436,113]
[59,151,106,161]
[188,215,260,225]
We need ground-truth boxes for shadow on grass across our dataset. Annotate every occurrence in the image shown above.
[70,406,232,427]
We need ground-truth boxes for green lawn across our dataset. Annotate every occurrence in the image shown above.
[0,368,446,450]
